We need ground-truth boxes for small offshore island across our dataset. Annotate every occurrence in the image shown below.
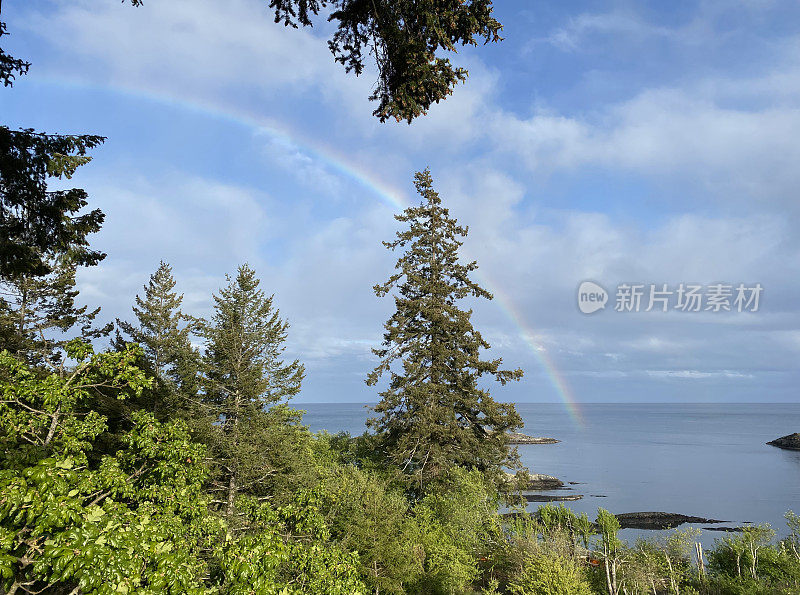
[767,432,800,450]
[507,432,560,445]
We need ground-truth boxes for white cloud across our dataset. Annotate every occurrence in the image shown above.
[22,0,332,93]
[646,370,755,379]
[540,11,679,52]
[489,86,800,205]
[75,172,275,318]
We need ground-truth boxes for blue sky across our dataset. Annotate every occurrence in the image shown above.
[2,0,800,408]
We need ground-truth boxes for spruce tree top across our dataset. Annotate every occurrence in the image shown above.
[204,263,304,411]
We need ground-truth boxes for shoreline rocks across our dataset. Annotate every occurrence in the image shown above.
[523,493,583,502]
[767,433,800,450]
[502,472,565,491]
[508,432,559,445]
[500,510,729,531]
[614,512,726,530]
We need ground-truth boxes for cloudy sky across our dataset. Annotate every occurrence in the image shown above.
[3,0,799,408]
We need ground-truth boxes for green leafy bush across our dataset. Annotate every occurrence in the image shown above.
[508,553,594,595]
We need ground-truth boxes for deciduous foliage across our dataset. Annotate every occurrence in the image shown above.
[214,492,366,594]
[367,169,523,490]
[0,344,367,595]
[596,508,623,595]
[0,342,215,594]
[508,553,594,595]
[320,464,422,593]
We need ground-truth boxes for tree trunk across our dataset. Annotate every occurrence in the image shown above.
[695,542,705,582]
[604,554,617,595]
[611,560,618,595]
[664,552,678,594]
[226,388,241,524]
[44,404,61,446]
[226,471,237,519]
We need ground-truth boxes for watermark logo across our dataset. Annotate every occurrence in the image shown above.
[577,281,763,314]
[577,281,608,314]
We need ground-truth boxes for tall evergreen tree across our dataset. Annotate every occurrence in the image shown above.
[117,260,200,399]
[367,169,523,490]
[202,264,305,522]
[1,12,106,280]
[0,256,112,369]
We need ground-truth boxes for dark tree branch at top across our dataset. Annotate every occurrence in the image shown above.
[126,0,503,123]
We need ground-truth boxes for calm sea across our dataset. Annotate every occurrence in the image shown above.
[299,402,800,545]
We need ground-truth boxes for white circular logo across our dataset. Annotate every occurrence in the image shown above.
[577,281,608,314]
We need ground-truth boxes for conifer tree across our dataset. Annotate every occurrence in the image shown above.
[117,260,200,399]
[202,264,305,522]
[1,13,105,279]
[367,169,523,490]
[0,257,111,369]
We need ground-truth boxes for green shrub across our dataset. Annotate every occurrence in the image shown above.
[319,465,422,593]
[508,553,594,595]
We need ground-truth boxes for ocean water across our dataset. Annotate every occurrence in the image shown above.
[299,402,800,545]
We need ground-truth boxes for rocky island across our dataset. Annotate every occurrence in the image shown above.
[614,512,726,530]
[507,432,560,445]
[767,433,800,450]
[502,472,565,490]
[523,493,584,502]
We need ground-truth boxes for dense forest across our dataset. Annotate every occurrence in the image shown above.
[2,2,800,594]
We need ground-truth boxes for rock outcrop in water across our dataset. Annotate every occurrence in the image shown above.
[614,512,726,530]
[500,511,726,529]
[507,432,559,444]
[767,433,800,450]
[502,472,564,490]
[523,493,583,502]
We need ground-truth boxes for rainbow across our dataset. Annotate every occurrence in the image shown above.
[478,274,585,427]
[32,76,585,427]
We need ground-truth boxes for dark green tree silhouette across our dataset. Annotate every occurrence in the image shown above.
[270,0,503,123]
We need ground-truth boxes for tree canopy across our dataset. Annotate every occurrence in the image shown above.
[116,261,201,401]
[201,264,307,522]
[269,0,503,122]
